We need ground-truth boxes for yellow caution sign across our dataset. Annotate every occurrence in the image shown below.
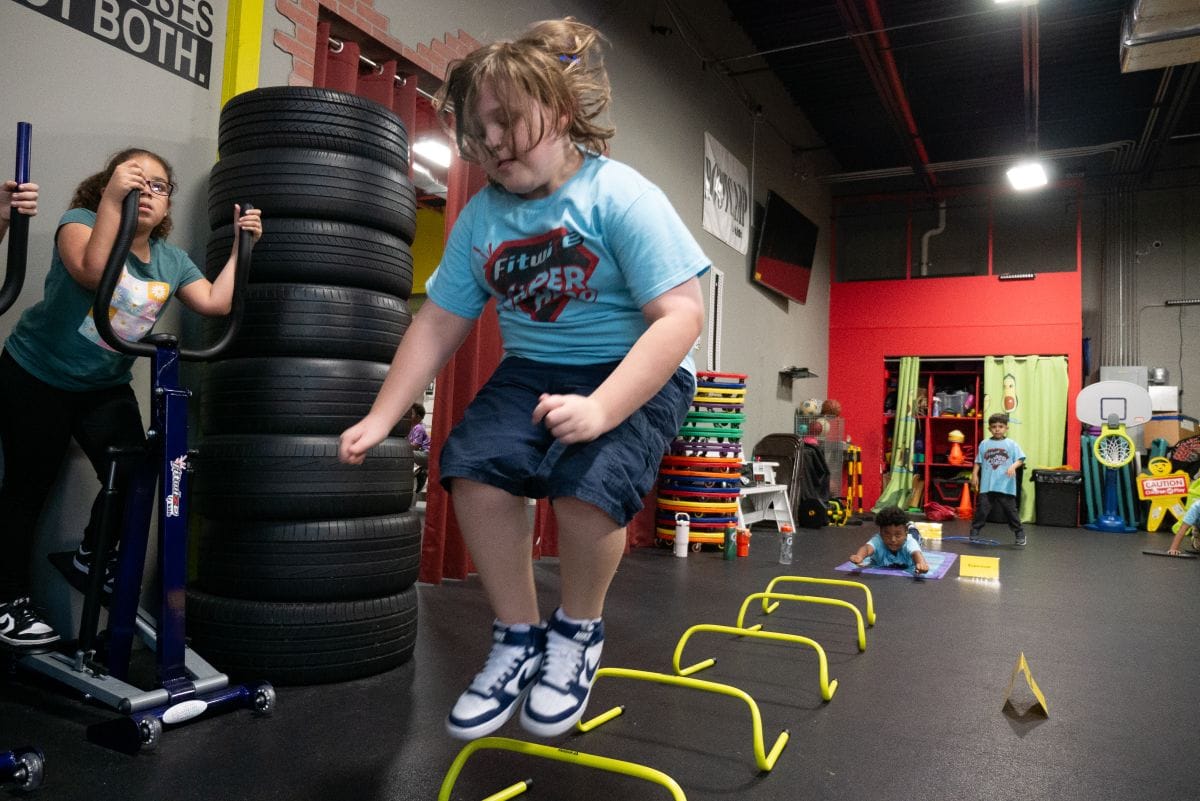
[1002,652,1049,718]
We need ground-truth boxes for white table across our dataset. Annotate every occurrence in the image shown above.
[738,483,795,531]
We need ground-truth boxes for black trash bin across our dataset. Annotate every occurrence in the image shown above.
[1033,469,1082,527]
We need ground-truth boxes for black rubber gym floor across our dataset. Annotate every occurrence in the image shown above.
[3,518,1198,800]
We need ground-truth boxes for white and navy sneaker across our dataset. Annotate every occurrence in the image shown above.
[72,545,117,594]
[0,597,61,649]
[446,621,547,740]
[520,608,604,737]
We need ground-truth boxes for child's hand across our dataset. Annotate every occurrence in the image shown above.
[338,415,393,465]
[532,393,611,444]
[1,180,38,221]
[232,203,263,245]
[1006,465,1017,476]
[103,160,150,203]
[915,561,930,574]
[849,553,863,565]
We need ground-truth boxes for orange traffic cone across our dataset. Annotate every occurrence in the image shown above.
[957,482,974,519]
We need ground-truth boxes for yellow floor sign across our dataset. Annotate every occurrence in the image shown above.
[1002,652,1049,717]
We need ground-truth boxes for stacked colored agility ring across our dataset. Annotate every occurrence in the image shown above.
[658,372,748,546]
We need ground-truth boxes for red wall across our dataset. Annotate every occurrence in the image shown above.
[828,271,1083,508]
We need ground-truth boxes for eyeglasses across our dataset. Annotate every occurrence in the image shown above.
[145,180,176,198]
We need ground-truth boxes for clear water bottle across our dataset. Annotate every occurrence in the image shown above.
[779,524,794,565]
[673,513,690,558]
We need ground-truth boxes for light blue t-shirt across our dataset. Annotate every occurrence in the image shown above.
[1183,498,1200,527]
[866,532,922,570]
[975,437,1026,496]
[4,208,204,390]
[426,153,710,372]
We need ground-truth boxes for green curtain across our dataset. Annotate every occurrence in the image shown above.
[982,355,1069,521]
[874,357,920,511]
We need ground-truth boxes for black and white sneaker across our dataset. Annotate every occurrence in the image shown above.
[520,608,605,737]
[0,597,61,648]
[446,621,547,740]
[72,545,117,594]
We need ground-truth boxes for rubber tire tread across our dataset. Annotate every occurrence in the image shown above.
[201,284,410,363]
[195,512,421,601]
[207,219,413,298]
[193,434,413,520]
[186,587,417,685]
[219,86,409,170]
[198,357,405,437]
[207,148,416,242]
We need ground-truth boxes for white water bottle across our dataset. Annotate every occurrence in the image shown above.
[674,513,690,558]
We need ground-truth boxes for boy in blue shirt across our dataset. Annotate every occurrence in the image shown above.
[849,505,929,574]
[970,413,1027,546]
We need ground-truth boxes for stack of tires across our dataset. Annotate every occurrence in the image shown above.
[186,87,421,685]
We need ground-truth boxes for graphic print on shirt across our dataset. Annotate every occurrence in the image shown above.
[78,266,171,351]
[982,445,1012,471]
[483,227,599,322]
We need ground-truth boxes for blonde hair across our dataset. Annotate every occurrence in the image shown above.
[434,18,614,164]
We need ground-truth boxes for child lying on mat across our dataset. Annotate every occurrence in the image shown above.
[849,506,930,574]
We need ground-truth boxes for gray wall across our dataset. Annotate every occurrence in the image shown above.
[1,0,831,616]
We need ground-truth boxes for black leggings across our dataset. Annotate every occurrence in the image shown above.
[0,349,144,599]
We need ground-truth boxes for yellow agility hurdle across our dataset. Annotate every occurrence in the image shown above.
[437,736,686,801]
[759,576,876,626]
[671,623,838,701]
[737,592,867,652]
[578,667,789,772]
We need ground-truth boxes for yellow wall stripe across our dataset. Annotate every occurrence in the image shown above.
[221,0,264,106]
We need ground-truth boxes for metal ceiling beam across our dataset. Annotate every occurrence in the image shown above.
[1021,5,1040,152]
[835,0,937,193]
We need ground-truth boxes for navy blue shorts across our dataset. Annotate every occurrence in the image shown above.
[438,357,693,526]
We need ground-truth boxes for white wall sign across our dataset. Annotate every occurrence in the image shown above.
[702,132,750,255]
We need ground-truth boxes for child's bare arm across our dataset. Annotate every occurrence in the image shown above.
[1167,522,1194,555]
[849,543,874,565]
[913,549,930,573]
[534,278,704,443]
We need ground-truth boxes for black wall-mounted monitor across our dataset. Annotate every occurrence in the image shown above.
[753,190,819,304]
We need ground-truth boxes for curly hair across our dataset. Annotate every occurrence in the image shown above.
[874,505,910,530]
[69,147,174,240]
[434,17,614,165]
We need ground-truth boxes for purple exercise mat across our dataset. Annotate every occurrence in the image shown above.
[835,550,958,579]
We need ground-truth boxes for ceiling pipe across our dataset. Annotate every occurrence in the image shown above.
[835,0,937,193]
[821,140,1136,183]
[919,201,947,277]
[1021,5,1040,152]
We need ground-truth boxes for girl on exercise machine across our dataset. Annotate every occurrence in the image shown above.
[0,148,262,649]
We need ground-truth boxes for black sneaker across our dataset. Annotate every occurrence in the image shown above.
[72,545,117,594]
[1015,533,1027,547]
[0,597,61,648]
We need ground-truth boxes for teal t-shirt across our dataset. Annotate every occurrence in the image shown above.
[4,208,203,390]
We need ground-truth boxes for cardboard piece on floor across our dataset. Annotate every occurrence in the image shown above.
[959,554,1000,580]
[1142,549,1198,559]
[1002,652,1049,718]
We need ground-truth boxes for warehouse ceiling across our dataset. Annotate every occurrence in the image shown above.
[709,0,1200,193]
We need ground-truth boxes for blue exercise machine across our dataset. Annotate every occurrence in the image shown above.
[10,184,274,750]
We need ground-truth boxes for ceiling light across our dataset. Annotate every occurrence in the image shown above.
[998,272,1036,281]
[1006,161,1048,191]
[413,139,452,169]
[994,0,1037,5]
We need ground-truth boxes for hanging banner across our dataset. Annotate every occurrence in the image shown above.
[702,132,750,255]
